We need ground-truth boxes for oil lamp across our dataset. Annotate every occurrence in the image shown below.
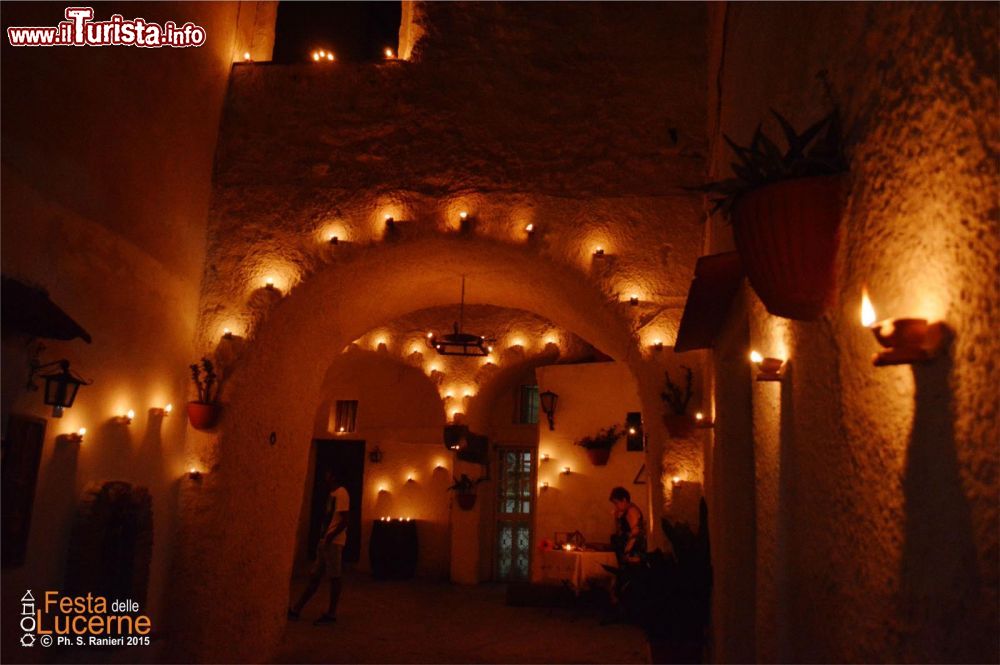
[860,289,949,366]
[750,350,784,381]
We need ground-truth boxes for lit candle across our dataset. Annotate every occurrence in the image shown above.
[750,350,763,364]
[628,427,637,435]
[384,47,395,59]
[243,51,251,62]
[164,403,173,415]
[629,295,640,306]
[265,277,275,290]
[459,211,468,220]
[223,327,233,339]
[326,53,335,61]
[329,234,339,245]
[695,412,704,422]
[312,52,320,62]
[861,288,877,327]
[594,247,605,257]
[525,223,534,233]
[672,476,681,484]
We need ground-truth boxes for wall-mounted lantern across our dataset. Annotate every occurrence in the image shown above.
[539,390,559,430]
[368,445,384,464]
[28,359,91,418]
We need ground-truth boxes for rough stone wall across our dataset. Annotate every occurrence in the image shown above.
[0,2,269,658]
[706,3,999,662]
[175,3,709,660]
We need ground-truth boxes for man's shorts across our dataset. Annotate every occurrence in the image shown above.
[311,541,344,578]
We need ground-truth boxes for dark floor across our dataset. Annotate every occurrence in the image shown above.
[273,572,647,664]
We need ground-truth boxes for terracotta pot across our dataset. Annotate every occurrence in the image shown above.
[585,447,611,466]
[664,414,695,439]
[732,175,843,321]
[455,492,477,511]
[186,402,221,430]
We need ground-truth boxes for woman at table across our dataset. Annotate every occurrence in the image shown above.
[609,486,646,564]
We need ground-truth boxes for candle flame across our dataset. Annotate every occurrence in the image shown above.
[861,288,877,327]
[695,412,704,421]
[77,427,87,436]
[750,350,763,364]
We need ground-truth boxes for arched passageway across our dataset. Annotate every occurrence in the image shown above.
[168,236,699,662]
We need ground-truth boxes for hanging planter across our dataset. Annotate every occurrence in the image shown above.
[448,474,484,511]
[575,425,623,466]
[661,367,696,439]
[186,402,221,430]
[692,107,847,321]
[585,448,612,466]
[732,175,842,320]
[187,357,224,431]
[455,493,477,511]
[663,414,695,439]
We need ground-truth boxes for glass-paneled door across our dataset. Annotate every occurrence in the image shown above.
[495,447,535,581]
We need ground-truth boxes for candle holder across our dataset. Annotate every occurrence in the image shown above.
[694,412,714,428]
[593,248,606,258]
[868,318,950,366]
[115,410,135,425]
[629,295,640,307]
[58,428,87,444]
[188,468,202,481]
[651,340,664,352]
[222,328,234,340]
[750,352,784,382]
[328,235,339,245]
[561,466,571,475]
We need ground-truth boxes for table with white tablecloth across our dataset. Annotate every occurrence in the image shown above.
[539,549,619,594]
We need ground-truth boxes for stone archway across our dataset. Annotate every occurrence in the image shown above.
[168,236,687,662]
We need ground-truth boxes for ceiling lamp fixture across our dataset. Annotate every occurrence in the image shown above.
[427,277,493,357]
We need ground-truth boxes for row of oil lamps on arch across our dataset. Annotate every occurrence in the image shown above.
[216,209,647,311]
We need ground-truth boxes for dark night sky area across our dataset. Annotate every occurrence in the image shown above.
[272,1,402,63]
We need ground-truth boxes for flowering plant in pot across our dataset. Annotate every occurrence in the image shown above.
[187,357,222,430]
[694,106,847,320]
[447,473,485,511]
[575,425,623,466]
[661,367,695,439]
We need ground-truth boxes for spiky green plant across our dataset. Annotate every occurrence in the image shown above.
[694,108,846,218]
[661,366,694,416]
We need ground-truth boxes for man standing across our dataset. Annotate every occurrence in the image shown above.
[288,469,350,625]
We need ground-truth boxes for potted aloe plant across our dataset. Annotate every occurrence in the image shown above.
[661,367,695,439]
[575,425,623,466]
[187,357,222,430]
[695,107,847,320]
[448,474,485,511]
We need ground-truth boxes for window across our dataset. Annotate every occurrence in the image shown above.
[515,385,540,425]
[334,400,358,433]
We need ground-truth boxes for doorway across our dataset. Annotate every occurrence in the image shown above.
[494,446,536,581]
[308,439,365,563]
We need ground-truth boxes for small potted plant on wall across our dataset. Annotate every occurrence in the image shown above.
[661,366,695,439]
[695,106,847,320]
[187,357,222,430]
[448,474,485,511]
[575,425,623,466]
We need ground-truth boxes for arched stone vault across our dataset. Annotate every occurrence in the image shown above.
[169,235,700,662]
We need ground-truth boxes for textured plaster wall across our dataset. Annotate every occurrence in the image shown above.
[170,4,710,660]
[706,3,999,663]
[532,362,647,581]
[0,2,269,659]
